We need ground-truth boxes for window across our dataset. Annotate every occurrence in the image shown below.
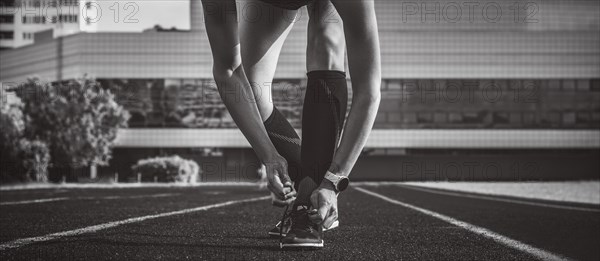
[0,15,14,23]
[58,14,78,23]
[379,78,600,129]
[0,30,14,39]
[22,32,32,40]
[22,15,47,24]
[0,0,16,7]
[60,0,79,6]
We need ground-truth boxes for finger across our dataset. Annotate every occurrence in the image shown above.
[279,172,292,187]
[317,204,329,223]
[309,193,329,223]
[268,175,285,198]
[323,210,337,229]
[323,204,338,228]
[271,191,294,205]
[284,190,297,199]
[282,186,292,194]
[316,193,330,222]
[268,184,285,200]
[271,172,284,187]
[309,208,325,224]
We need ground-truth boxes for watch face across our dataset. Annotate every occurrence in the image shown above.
[337,178,349,191]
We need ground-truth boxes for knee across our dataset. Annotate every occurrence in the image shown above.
[211,56,242,82]
[212,67,234,83]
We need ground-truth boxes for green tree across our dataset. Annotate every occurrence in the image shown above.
[17,139,51,182]
[0,103,50,182]
[14,77,130,174]
[0,103,26,181]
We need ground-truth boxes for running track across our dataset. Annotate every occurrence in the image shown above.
[0,185,598,260]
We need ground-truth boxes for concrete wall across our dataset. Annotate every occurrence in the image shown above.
[351,151,600,181]
[99,148,600,182]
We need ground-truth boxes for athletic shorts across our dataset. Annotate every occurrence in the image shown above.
[256,0,314,10]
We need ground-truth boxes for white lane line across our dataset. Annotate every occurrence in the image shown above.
[0,193,180,206]
[79,193,180,200]
[0,182,259,191]
[0,195,270,251]
[355,187,571,261]
[0,197,69,206]
[397,185,600,213]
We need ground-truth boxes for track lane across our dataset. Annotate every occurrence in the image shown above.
[0,196,270,251]
[0,187,267,243]
[398,184,600,212]
[359,185,600,261]
[356,187,569,261]
[1,187,535,260]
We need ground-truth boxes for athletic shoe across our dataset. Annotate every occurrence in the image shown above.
[269,211,339,238]
[280,204,323,249]
[268,210,292,237]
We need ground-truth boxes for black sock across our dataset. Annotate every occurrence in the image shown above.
[297,70,348,205]
[263,107,302,187]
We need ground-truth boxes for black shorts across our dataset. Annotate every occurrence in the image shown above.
[256,0,314,10]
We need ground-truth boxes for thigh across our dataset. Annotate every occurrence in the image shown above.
[239,0,298,119]
[306,0,345,72]
[201,0,241,70]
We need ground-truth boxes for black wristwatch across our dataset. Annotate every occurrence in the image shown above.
[324,171,349,193]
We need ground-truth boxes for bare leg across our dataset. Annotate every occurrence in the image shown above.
[201,0,295,203]
[239,0,304,189]
[283,0,381,248]
[306,0,345,72]
[295,0,347,205]
[239,0,298,120]
[304,0,381,230]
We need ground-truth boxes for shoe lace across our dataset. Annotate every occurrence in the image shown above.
[278,205,315,243]
[279,205,291,244]
[290,205,315,232]
[278,184,295,241]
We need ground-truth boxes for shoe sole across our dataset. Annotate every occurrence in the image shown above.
[268,231,285,237]
[269,220,340,238]
[279,241,324,249]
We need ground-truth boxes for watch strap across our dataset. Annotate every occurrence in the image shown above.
[325,171,349,192]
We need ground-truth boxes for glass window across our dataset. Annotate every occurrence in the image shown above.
[0,30,14,39]
[0,15,14,23]
[93,78,600,130]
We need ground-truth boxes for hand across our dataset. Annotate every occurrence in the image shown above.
[271,190,295,207]
[264,156,296,206]
[309,181,338,229]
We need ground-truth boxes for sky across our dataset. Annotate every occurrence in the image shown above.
[79,0,191,32]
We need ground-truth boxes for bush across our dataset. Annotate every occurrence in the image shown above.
[1,104,26,181]
[13,77,130,170]
[0,104,24,147]
[0,104,51,182]
[131,156,200,183]
[17,139,51,182]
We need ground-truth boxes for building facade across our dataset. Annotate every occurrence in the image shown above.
[0,0,80,49]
